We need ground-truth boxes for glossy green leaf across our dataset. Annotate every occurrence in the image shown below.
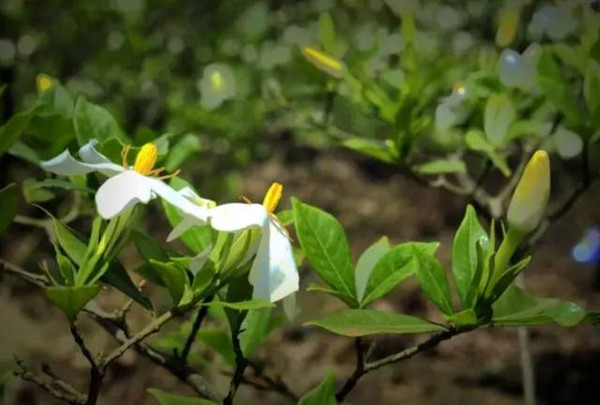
[452,205,488,308]
[298,371,337,405]
[0,184,18,236]
[307,309,446,337]
[306,284,357,307]
[0,110,31,156]
[150,260,188,306]
[147,388,218,405]
[355,237,391,302]
[413,247,454,316]
[361,242,439,307]
[292,198,356,303]
[73,96,126,145]
[101,261,153,310]
[44,285,101,322]
[492,286,586,327]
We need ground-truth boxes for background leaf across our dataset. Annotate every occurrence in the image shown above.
[147,388,217,405]
[298,371,337,405]
[0,184,18,236]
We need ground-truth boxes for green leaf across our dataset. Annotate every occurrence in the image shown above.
[484,94,515,146]
[342,138,394,163]
[201,299,274,311]
[47,214,87,266]
[44,285,101,322]
[73,96,127,145]
[414,159,466,175]
[485,256,531,303]
[150,260,188,306]
[23,178,55,203]
[307,309,446,337]
[306,284,357,307]
[0,110,31,156]
[361,242,439,307]
[452,205,488,308]
[355,237,391,302]
[318,13,337,55]
[0,184,18,236]
[292,198,356,303]
[298,371,337,405]
[195,329,235,365]
[492,286,586,327]
[584,60,600,116]
[101,261,153,310]
[147,388,218,405]
[413,247,454,316]
[164,178,213,253]
[537,51,580,126]
[240,308,272,357]
[465,130,511,176]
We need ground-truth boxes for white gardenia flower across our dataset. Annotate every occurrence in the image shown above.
[41,141,208,221]
[170,182,299,310]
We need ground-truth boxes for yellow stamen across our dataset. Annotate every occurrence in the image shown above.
[36,73,53,93]
[133,143,158,175]
[262,182,283,214]
[157,168,181,181]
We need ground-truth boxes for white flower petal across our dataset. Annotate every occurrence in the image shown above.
[250,220,299,303]
[95,171,154,219]
[79,141,112,165]
[145,177,209,222]
[209,203,268,232]
[41,148,123,177]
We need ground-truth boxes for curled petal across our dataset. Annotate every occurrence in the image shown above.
[41,146,123,177]
[209,203,269,232]
[145,177,209,222]
[249,220,299,303]
[95,171,154,219]
[167,215,205,242]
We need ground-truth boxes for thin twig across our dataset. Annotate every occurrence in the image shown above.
[0,259,48,287]
[14,358,86,405]
[41,363,84,400]
[69,323,104,405]
[246,360,299,403]
[103,310,175,367]
[335,338,365,402]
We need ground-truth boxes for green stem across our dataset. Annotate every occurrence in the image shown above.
[494,227,525,279]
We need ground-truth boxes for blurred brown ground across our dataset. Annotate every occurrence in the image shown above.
[1,148,599,404]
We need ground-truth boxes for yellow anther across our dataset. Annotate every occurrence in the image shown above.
[262,182,283,214]
[133,143,158,175]
[301,46,344,78]
[36,74,53,93]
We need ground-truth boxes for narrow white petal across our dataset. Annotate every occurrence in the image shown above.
[145,177,209,222]
[95,171,153,219]
[41,148,123,176]
[209,203,268,232]
[250,220,299,303]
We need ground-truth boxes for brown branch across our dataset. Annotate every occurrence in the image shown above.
[222,327,249,405]
[335,338,365,402]
[179,296,213,362]
[246,360,299,403]
[69,323,104,405]
[14,358,86,405]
